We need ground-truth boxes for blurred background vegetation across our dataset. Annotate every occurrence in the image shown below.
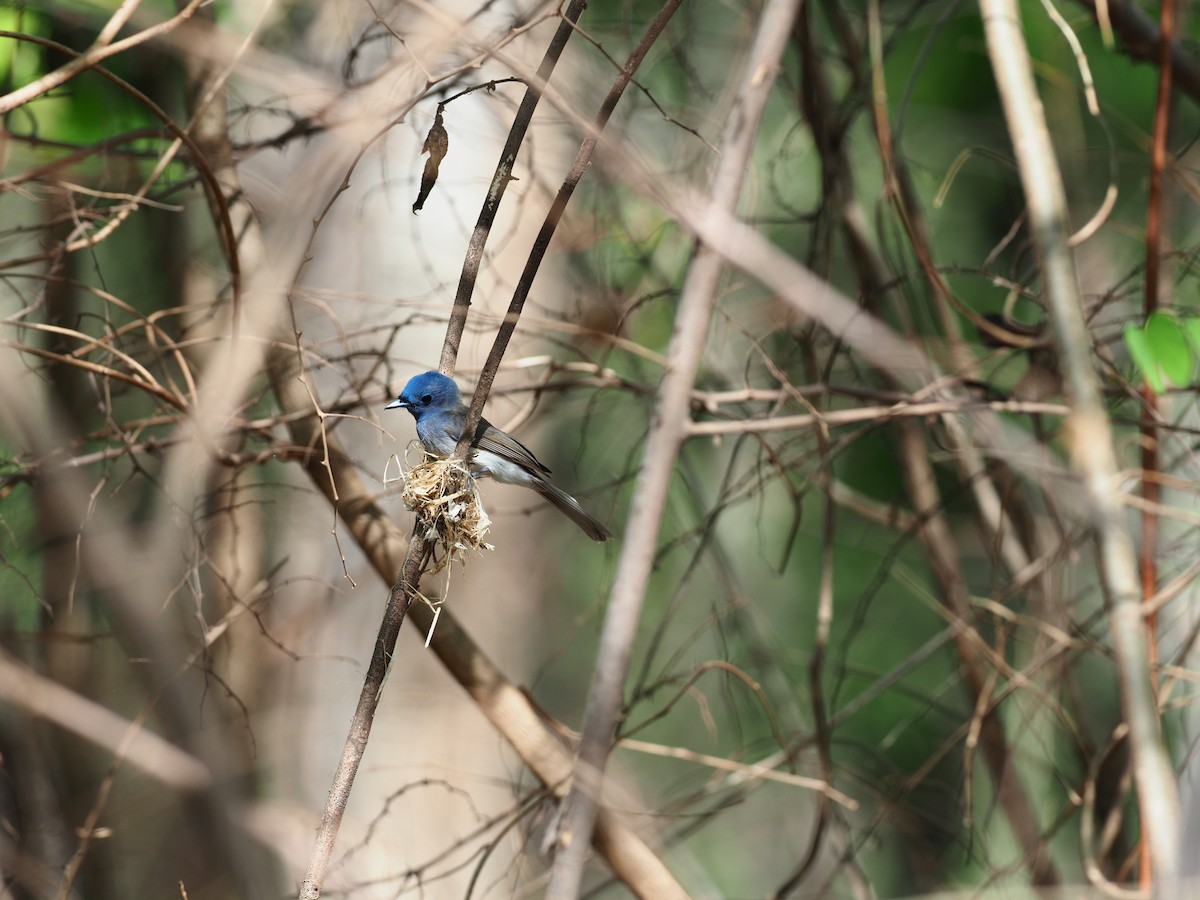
[1,0,1197,897]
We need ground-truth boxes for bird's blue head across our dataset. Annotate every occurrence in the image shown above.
[385,370,462,419]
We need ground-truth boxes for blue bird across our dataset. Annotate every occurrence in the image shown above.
[386,371,611,542]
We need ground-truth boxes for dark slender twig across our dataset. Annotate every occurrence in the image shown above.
[436,0,591,376]
[1074,0,1200,103]
[1135,0,1174,885]
[437,75,527,106]
[455,0,686,460]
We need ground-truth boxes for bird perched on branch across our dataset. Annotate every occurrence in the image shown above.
[387,371,611,542]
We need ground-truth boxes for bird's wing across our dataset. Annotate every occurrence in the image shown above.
[415,411,465,457]
[473,419,551,475]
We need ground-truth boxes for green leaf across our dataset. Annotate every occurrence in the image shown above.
[0,10,47,86]
[1183,317,1200,356]
[1124,323,1165,393]
[1146,312,1193,386]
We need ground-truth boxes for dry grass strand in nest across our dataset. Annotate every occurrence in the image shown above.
[401,454,494,571]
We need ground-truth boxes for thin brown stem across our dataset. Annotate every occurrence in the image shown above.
[1136,0,1175,885]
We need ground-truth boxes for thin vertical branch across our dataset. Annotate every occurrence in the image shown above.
[980,0,1180,883]
[437,0,589,375]
[1137,0,1175,885]
[543,0,804,894]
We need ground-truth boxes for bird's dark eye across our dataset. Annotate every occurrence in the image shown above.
[421,394,432,405]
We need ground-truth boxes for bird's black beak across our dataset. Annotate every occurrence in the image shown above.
[385,397,408,410]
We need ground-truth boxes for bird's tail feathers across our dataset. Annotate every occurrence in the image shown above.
[533,480,611,542]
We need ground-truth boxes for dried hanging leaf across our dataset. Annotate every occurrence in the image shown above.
[412,107,449,213]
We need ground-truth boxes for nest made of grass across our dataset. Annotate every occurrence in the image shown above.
[401,454,493,568]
